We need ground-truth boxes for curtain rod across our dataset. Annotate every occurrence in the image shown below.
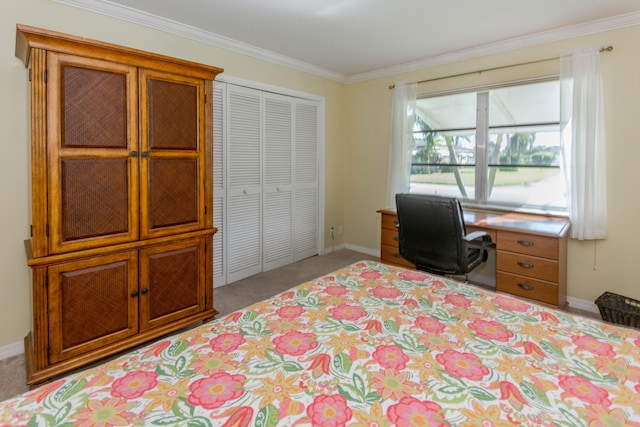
[388,46,613,89]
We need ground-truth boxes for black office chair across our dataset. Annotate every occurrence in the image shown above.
[395,193,492,279]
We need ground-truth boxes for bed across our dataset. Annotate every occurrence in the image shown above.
[1,260,639,426]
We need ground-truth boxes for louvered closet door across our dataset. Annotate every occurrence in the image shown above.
[294,100,320,261]
[212,83,226,286]
[226,85,262,283]
[47,53,139,254]
[263,93,294,271]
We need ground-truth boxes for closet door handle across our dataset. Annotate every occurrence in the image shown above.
[141,287,149,294]
[141,151,149,158]
[131,151,138,157]
[131,290,139,297]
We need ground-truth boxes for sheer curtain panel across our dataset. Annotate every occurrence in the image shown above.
[386,81,417,208]
[560,48,607,240]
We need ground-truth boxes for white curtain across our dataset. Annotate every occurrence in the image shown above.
[386,81,417,208]
[560,48,607,240]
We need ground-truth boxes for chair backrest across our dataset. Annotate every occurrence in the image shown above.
[395,193,467,275]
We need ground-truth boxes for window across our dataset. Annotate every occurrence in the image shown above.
[411,79,565,212]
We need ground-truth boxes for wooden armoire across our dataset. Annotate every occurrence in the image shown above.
[15,25,223,385]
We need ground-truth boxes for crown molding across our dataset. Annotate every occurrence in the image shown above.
[53,0,640,85]
[51,0,348,83]
[346,10,640,84]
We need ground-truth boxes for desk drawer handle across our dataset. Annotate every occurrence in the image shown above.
[517,240,534,247]
[517,262,534,269]
[517,283,534,291]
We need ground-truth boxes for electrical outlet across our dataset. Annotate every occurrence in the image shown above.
[338,225,343,235]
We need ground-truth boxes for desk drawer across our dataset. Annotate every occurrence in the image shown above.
[381,213,400,231]
[381,228,400,248]
[497,271,559,306]
[497,250,558,282]
[497,231,558,259]
[380,244,415,268]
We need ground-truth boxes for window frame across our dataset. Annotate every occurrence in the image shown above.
[411,76,565,214]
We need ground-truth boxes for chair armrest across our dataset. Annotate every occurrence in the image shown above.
[463,230,491,243]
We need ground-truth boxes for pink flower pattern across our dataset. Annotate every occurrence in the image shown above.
[329,304,367,321]
[436,349,489,380]
[571,335,615,357]
[307,394,352,427]
[111,370,158,399]
[373,345,409,370]
[388,397,448,427]
[415,316,446,335]
[559,375,611,406]
[370,285,403,299]
[273,331,318,356]
[210,333,246,353]
[188,372,246,409]
[469,319,514,342]
[276,305,304,319]
[324,285,347,296]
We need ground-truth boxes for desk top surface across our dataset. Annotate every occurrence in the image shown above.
[378,208,570,238]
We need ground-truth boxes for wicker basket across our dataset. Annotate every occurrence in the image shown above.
[595,292,640,329]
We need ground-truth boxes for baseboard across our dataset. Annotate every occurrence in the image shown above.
[344,243,378,258]
[322,242,346,255]
[567,296,600,315]
[0,341,24,361]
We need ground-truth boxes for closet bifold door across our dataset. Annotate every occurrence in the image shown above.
[263,93,294,271]
[212,83,226,286]
[293,100,320,261]
[139,68,207,239]
[47,53,139,255]
[226,85,262,283]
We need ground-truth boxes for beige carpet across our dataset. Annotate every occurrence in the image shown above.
[0,249,375,401]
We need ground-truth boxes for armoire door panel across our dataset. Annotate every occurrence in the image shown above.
[47,52,139,254]
[139,239,206,331]
[61,65,129,148]
[139,69,206,239]
[60,158,130,242]
[146,78,198,150]
[147,158,199,230]
[48,251,138,364]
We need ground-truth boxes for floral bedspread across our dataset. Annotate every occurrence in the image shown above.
[2,261,640,426]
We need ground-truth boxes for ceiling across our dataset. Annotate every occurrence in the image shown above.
[60,0,640,83]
